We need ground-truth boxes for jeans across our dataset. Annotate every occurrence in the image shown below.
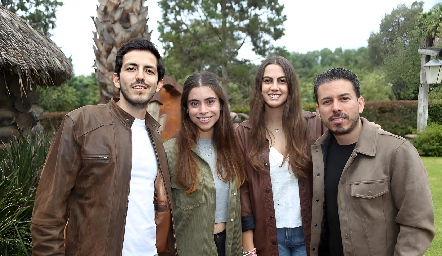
[277,227,307,256]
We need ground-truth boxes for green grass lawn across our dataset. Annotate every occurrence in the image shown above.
[423,157,442,256]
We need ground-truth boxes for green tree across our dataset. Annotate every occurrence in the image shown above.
[158,0,286,97]
[37,83,79,112]
[383,38,421,100]
[368,1,424,100]
[368,1,424,66]
[37,74,99,112]
[358,69,395,101]
[418,3,442,47]
[68,74,100,107]
[1,0,63,36]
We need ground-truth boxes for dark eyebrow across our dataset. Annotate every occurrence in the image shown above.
[188,97,217,103]
[123,63,157,70]
[263,76,286,79]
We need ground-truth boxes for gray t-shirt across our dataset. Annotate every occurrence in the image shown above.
[197,139,230,223]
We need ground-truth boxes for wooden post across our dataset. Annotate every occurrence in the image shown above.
[417,47,442,132]
[418,54,430,132]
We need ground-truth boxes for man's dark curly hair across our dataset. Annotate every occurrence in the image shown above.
[114,38,165,82]
[313,67,361,103]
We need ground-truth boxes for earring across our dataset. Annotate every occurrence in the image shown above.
[186,109,188,113]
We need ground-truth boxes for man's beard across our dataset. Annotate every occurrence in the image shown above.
[120,81,154,109]
[327,112,360,135]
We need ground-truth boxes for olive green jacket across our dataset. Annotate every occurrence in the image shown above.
[164,138,242,256]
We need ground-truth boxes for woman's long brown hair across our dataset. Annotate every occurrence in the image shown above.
[175,71,246,193]
[248,56,311,178]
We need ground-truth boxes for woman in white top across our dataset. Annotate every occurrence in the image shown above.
[237,56,325,256]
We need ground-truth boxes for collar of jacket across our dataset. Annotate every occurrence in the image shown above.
[313,117,378,157]
[109,98,161,133]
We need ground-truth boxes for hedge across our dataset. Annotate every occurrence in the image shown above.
[231,100,442,136]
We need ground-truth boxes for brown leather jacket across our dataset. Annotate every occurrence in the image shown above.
[236,111,324,256]
[31,99,176,256]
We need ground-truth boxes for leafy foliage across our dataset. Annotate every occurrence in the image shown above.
[1,0,63,36]
[158,0,286,96]
[368,2,424,100]
[413,123,442,156]
[37,73,99,112]
[357,69,395,101]
[0,131,53,255]
[37,83,79,112]
[382,38,421,100]
[418,3,442,47]
[368,2,424,66]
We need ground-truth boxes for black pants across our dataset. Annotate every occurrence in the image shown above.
[214,229,226,256]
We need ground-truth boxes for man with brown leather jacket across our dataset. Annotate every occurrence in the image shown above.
[31,39,176,256]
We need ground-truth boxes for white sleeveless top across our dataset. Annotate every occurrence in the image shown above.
[269,147,302,228]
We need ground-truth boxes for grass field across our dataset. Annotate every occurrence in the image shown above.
[423,157,442,256]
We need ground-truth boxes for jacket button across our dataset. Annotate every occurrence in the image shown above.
[264,162,268,166]
[266,188,271,192]
[270,216,274,220]
[312,248,316,251]
[316,173,320,176]
[316,199,319,202]
[315,223,318,227]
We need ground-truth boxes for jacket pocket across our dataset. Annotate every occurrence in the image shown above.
[82,154,110,163]
[350,179,389,219]
[171,176,205,210]
[350,179,389,199]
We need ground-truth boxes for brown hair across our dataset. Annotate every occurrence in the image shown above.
[248,56,311,177]
[175,71,245,193]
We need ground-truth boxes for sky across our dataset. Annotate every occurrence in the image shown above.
[51,0,440,76]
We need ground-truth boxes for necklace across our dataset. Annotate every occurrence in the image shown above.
[266,128,276,148]
[197,139,214,158]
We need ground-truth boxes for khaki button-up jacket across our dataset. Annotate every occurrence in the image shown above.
[310,118,434,255]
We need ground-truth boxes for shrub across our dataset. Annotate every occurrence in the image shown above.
[413,123,442,157]
[0,131,53,255]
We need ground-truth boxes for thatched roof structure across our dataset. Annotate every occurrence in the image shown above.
[0,5,73,92]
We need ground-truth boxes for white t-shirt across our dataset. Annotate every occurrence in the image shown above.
[269,147,302,228]
[122,118,157,255]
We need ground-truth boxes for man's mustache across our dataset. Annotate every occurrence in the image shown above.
[328,113,349,121]
[129,81,150,87]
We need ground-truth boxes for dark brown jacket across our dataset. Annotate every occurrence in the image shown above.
[31,99,176,256]
[236,111,324,256]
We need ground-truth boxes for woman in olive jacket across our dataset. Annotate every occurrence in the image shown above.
[164,71,245,256]
[237,56,324,256]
